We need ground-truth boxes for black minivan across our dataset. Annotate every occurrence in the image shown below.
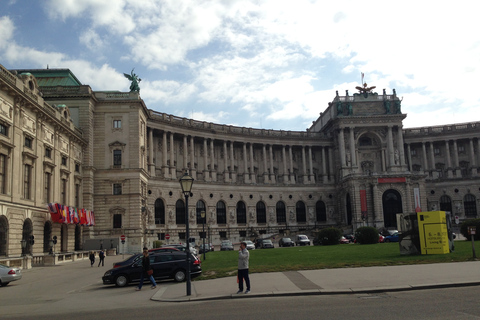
[103,251,202,287]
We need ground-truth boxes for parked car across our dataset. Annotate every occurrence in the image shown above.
[279,237,295,247]
[0,264,22,287]
[340,236,350,244]
[220,240,234,251]
[254,238,264,249]
[244,240,255,250]
[103,251,202,287]
[384,232,400,243]
[295,235,310,246]
[199,243,214,254]
[113,253,142,269]
[161,243,197,256]
[261,239,274,249]
[344,234,355,243]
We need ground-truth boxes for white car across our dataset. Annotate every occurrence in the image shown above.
[244,240,255,250]
[0,264,22,286]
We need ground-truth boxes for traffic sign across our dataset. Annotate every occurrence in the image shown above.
[120,235,126,241]
[165,234,170,240]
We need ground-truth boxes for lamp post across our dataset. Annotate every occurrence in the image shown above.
[201,210,206,261]
[179,171,194,296]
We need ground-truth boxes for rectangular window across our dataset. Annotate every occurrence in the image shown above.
[0,154,6,194]
[178,232,186,240]
[410,149,417,156]
[458,145,465,153]
[113,183,122,195]
[25,137,32,149]
[219,231,227,239]
[24,164,31,199]
[113,120,122,128]
[113,150,122,166]
[75,163,80,172]
[61,157,67,166]
[434,148,440,155]
[113,214,122,228]
[45,148,52,158]
[44,172,51,203]
[0,123,8,136]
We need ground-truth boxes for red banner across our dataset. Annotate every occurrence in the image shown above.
[377,177,406,183]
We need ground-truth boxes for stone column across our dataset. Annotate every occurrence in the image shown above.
[243,143,249,183]
[453,140,460,176]
[338,129,346,167]
[263,144,268,183]
[328,147,334,182]
[397,126,406,166]
[429,142,436,178]
[469,139,477,175]
[349,128,356,167]
[223,141,229,182]
[289,146,294,183]
[230,141,236,182]
[269,145,275,183]
[170,133,176,179]
[250,143,256,183]
[302,146,307,184]
[204,139,210,181]
[162,131,168,178]
[422,142,428,172]
[322,147,327,183]
[477,139,480,168]
[190,136,196,179]
[183,135,188,173]
[387,126,395,168]
[282,145,289,183]
[148,128,155,176]
[309,146,314,183]
[210,139,216,181]
[445,140,453,178]
[406,144,412,172]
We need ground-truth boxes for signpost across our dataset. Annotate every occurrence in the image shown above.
[120,235,126,259]
[468,227,476,259]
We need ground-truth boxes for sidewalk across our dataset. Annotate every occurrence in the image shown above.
[152,261,480,302]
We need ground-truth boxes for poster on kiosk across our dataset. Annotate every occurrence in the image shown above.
[417,211,454,255]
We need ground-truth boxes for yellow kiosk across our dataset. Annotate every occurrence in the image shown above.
[417,211,452,254]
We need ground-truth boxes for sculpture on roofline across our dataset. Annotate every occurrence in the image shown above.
[124,68,141,93]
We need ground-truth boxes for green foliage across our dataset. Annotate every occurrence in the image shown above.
[354,226,379,244]
[460,218,480,241]
[316,227,342,245]
[152,240,163,248]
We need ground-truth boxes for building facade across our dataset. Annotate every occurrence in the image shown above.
[0,63,479,258]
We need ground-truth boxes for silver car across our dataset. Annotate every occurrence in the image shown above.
[0,264,22,287]
[244,240,255,250]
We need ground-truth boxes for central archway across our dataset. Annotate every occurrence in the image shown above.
[382,189,403,228]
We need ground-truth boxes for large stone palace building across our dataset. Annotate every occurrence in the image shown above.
[0,63,479,260]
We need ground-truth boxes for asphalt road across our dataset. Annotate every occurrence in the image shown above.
[2,256,480,320]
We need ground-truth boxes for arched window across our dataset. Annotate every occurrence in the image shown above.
[316,201,327,222]
[176,199,186,224]
[155,198,165,225]
[22,218,33,255]
[237,201,246,224]
[216,201,226,224]
[464,194,477,217]
[296,201,306,222]
[276,201,286,223]
[0,215,8,256]
[439,195,452,213]
[196,200,206,224]
[256,202,266,224]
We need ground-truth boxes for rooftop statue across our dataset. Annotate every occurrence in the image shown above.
[124,68,141,93]
[355,82,376,94]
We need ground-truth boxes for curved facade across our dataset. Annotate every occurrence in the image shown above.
[0,64,479,257]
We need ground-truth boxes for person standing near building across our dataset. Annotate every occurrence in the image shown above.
[136,247,157,291]
[98,249,105,267]
[237,241,250,294]
[89,251,95,267]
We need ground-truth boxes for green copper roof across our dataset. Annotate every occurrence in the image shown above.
[13,69,82,86]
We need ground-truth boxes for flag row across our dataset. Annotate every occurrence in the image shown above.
[47,203,95,226]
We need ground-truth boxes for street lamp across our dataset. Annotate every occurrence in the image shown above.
[179,171,194,296]
[201,210,206,261]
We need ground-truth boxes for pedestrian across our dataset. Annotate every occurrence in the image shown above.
[98,250,105,267]
[89,251,95,267]
[237,241,250,294]
[135,247,157,291]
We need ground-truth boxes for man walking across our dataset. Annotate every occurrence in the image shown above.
[237,241,250,294]
[98,250,105,267]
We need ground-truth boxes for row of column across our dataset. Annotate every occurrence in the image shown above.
[406,138,479,177]
[148,129,333,184]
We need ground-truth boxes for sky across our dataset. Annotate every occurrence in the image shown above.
[1,0,479,131]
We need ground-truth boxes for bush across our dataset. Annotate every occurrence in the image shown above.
[316,227,342,245]
[355,226,379,244]
[460,218,480,241]
[152,240,163,248]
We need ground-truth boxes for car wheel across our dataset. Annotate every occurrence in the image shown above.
[173,269,186,282]
[0,281,9,287]
[115,275,128,287]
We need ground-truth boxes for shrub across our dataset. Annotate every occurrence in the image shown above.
[316,227,342,245]
[152,240,163,248]
[355,226,379,244]
[460,218,480,241]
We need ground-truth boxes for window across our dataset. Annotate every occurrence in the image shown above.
[0,123,8,136]
[75,163,80,172]
[178,232,186,240]
[219,231,227,239]
[24,164,31,199]
[412,164,421,172]
[434,148,441,155]
[216,201,226,224]
[239,231,246,237]
[61,156,67,166]
[176,199,186,224]
[439,195,452,213]
[113,120,122,128]
[0,154,6,194]
[45,148,52,159]
[410,149,417,156]
[276,201,286,223]
[44,172,51,203]
[113,214,122,228]
[458,145,465,153]
[296,201,306,222]
[113,183,122,195]
[155,199,165,225]
[256,202,266,224]
[237,201,246,224]
[196,200,206,224]
[25,137,33,149]
[464,194,477,217]
[316,201,327,222]
[113,150,122,166]
[359,137,372,146]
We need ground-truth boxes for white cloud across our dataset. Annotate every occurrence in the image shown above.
[79,29,105,51]
[0,16,14,49]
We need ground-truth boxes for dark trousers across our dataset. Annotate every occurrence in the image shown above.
[238,269,250,291]
[98,257,104,266]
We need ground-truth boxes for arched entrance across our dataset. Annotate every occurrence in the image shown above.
[22,219,33,255]
[0,216,8,256]
[43,221,52,253]
[382,189,403,228]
